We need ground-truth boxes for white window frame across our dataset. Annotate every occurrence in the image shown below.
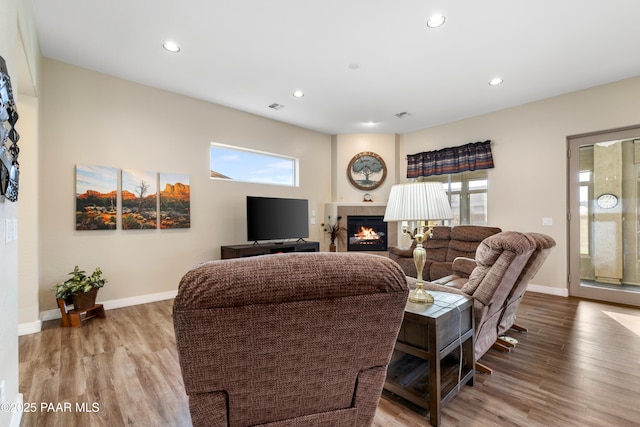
[421,170,489,226]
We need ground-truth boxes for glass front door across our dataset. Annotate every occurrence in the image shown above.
[568,127,640,306]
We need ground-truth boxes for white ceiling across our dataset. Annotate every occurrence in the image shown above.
[32,0,640,135]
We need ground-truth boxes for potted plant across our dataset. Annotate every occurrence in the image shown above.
[51,266,107,311]
[322,215,346,252]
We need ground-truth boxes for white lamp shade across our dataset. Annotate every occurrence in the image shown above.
[383,182,453,222]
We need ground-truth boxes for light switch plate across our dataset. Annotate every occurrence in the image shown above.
[542,217,553,227]
[5,219,12,243]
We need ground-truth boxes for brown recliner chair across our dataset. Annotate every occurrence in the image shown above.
[497,233,556,337]
[173,252,409,427]
[409,231,536,373]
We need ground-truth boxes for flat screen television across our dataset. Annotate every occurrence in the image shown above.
[246,196,309,243]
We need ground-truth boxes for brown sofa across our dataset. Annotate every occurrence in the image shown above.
[173,252,409,427]
[388,225,502,280]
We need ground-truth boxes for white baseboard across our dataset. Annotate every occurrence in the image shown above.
[25,289,178,334]
[9,394,23,427]
[18,320,42,336]
[526,283,569,297]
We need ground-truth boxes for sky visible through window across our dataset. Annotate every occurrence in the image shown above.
[210,144,297,186]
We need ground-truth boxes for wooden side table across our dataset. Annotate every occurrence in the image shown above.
[384,290,474,427]
[56,298,106,327]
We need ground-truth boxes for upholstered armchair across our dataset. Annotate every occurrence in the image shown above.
[408,231,536,373]
[497,233,556,336]
[173,252,409,427]
[388,225,501,280]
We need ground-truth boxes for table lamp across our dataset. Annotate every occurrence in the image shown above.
[384,182,453,303]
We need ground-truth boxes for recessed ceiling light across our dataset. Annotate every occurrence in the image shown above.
[293,90,304,98]
[489,77,504,86]
[364,120,378,126]
[426,15,446,28]
[163,41,181,53]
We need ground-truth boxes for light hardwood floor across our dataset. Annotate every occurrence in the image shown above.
[19,292,640,426]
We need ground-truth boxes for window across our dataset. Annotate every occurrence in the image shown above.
[421,170,488,225]
[210,143,298,187]
[579,171,592,255]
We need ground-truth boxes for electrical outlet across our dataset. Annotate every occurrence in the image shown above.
[0,379,6,404]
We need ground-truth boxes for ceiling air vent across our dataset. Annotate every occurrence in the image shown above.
[268,103,285,110]
[395,112,411,118]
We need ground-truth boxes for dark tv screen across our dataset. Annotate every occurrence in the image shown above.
[246,196,309,242]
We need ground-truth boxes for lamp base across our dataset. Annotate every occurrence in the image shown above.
[409,231,434,304]
[408,284,434,304]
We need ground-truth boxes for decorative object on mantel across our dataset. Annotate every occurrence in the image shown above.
[347,151,387,190]
[321,215,346,252]
[52,266,108,327]
[0,55,20,202]
[363,193,372,202]
[384,182,453,303]
[407,140,494,178]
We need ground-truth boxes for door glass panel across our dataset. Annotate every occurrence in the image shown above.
[574,139,640,299]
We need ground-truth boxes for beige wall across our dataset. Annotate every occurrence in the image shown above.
[38,59,332,312]
[17,94,39,326]
[400,76,640,293]
[1,0,39,424]
[0,0,20,423]
[332,133,398,204]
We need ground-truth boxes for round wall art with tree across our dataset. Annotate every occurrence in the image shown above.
[347,151,387,191]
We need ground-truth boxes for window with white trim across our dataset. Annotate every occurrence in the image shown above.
[421,170,489,225]
[210,142,299,187]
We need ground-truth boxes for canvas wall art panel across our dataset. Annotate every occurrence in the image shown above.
[76,165,118,230]
[122,169,158,230]
[160,173,190,229]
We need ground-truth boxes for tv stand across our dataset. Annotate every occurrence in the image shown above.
[221,241,319,259]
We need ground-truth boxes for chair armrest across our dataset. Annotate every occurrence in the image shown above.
[406,277,468,297]
[431,274,459,285]
[451,257,477,278]
[388,245,414,259]
[430,274,469,290]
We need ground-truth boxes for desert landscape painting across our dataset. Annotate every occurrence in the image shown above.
[160,173,190,229]
[122,169,158,230]
[76,165,118,230]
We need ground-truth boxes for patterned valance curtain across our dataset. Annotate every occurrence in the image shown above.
[407,140,494,178]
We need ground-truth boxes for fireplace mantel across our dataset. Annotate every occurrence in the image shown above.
[324,202,397,254]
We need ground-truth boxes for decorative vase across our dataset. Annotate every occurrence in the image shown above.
[329,240,337,252]
[72,288,99,311]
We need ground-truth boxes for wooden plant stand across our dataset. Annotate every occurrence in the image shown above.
[56,298,106,327]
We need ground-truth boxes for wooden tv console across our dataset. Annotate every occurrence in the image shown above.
[221,241,319,259]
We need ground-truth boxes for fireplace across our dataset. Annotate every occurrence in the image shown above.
[347,215,388,251]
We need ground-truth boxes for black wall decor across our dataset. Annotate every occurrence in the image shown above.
[0,55,20,202]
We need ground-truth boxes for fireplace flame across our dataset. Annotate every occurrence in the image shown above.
[354,226,381,241]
